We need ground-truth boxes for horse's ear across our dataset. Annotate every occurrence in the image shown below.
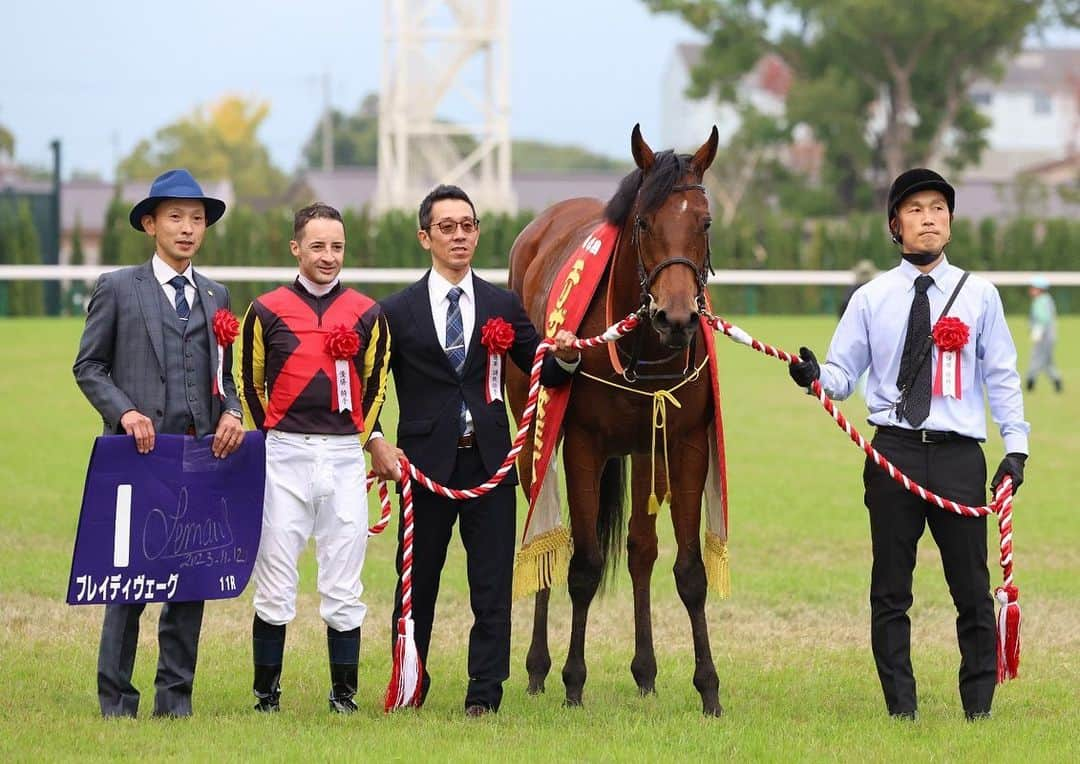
[690,125,720,175]
[631,123,655,173]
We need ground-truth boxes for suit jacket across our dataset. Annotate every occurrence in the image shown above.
[73,260,241,435]
[379,272,572,486]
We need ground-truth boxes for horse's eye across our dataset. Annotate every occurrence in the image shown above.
[637,217,649,232]
[703,219,712,231]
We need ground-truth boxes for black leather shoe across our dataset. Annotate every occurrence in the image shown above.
[965,710,991,722]
[254,697,280,713]
[890,710,917,721]
[465,704,491,717]
[329,696,359,714]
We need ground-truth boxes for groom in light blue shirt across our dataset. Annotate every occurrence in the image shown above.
[787,169,1028,721]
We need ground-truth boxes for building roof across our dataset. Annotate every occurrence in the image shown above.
[58,177,235,233]
[675,44,793,99]
[973,48,1080,94]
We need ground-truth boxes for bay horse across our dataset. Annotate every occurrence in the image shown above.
[505,125,723,715]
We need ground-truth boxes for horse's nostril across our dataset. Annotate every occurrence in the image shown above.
[654,309,667,325]
[689,310,699,323]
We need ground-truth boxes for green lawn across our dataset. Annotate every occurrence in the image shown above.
[1,316,1077,762]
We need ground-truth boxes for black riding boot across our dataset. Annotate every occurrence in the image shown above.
[327,626,361,714]
[252,614,285,712]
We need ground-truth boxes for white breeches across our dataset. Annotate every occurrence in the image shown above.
[253,429,369,632]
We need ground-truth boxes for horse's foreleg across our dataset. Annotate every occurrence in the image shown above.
[526,587,551,694]
[670,433,722,717]
[561,436,606,707]
[627,454,659,695]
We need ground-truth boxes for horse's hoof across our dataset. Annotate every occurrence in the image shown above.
[563,697,583,708]
[702,702,724,718]
[527,680,545,696]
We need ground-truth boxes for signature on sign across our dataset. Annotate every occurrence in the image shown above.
[142,487,235,561]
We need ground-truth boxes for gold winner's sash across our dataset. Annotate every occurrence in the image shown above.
[513,222,731,601]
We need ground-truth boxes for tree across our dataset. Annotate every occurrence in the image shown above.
[117,95,287,200]
[0,122,13,156]
[301,94,379,168]
[66,215,89,314]
[300,93,628,172]
[646,0,1068,210]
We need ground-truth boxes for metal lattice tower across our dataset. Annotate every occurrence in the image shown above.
[376,0,514,214]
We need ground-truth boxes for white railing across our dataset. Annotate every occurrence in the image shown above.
[2,265,1080,287]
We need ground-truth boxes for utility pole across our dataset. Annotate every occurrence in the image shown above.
[322,71,334,172]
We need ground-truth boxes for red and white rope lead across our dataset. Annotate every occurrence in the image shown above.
[705,313,1019,680]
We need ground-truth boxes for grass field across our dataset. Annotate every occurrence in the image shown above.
[1,315,1077,762]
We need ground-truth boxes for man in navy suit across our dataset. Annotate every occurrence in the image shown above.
[368,184,579,716]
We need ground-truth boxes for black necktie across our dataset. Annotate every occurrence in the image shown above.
[896,274,934,426]
[168,275,191,321]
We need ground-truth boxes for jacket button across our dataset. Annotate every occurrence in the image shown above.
[160,376,166,383]
[156,409,163,416]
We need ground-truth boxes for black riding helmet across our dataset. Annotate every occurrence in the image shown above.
[886,168,955,244]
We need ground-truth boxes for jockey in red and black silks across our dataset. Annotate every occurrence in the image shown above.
[239,279,390,436]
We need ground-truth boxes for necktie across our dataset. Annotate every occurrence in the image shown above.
[168,275,191,320]
[896,274,934,427]
[444,286,467,434]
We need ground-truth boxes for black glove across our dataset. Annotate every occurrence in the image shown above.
[991,453,1027,495]
[788,346,820,388]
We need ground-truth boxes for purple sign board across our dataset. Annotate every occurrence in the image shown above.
[67,432,266,605]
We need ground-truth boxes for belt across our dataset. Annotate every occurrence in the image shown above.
[457,432,476,449]
[876,426,973,444]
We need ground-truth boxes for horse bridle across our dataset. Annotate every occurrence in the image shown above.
[619,182,714,382]
[631,182,714,313]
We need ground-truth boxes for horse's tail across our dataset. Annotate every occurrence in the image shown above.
[597,456,626,592]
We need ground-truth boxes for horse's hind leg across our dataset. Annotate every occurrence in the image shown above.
[526,588,551,694]
[627,453,659,695]
[670,431,722,716]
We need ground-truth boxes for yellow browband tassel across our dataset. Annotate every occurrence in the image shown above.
[647,493,661,515]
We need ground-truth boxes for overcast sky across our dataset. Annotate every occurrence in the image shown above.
[2,0,707,179]
[4,2,1077,181]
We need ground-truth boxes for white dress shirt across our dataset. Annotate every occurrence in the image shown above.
[819,255,1029,454]
[152,254,196,316]
[428,268,476,354]
[429,268,477,433]
[297,273,339,297]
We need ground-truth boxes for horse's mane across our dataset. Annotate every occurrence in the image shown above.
[603,150,693,227]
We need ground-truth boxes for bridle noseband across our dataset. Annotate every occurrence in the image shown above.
[618,182,714,382]
[631,183,714,314]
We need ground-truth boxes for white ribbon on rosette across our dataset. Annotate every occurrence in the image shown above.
[325,324,360,413]
[480,316,515,404]
[931,316,970,400]
[211,309,240,400]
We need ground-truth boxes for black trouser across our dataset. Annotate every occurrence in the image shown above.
[391,445,516,712]
[97,600,205,717]
[863,429,996,716]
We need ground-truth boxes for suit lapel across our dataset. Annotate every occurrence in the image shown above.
[134,261,166,370]
[195,272,220,373]
[464,276,489,375]
[406,273,458,377]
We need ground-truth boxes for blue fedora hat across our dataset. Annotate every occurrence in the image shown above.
[129,169,227,231]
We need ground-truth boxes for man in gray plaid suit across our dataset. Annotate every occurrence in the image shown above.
[73,169,245,717]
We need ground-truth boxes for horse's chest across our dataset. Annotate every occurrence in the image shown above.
[566,376,710,453]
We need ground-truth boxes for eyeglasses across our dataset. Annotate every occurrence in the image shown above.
[428,218,479,236]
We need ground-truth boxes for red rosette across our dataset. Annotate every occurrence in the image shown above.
[212,309,240,347]
[480,317,515,355]
[933,316,969,352]
[325,324,360,360]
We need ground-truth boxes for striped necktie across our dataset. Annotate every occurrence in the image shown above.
[168,275,191,321]
[444,286,467,434]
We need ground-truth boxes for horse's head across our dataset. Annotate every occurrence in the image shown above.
[627,125,718,349]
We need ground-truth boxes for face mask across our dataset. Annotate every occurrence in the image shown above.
[902,251,939,266]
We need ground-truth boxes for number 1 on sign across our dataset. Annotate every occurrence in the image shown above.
[219,575,237,592]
